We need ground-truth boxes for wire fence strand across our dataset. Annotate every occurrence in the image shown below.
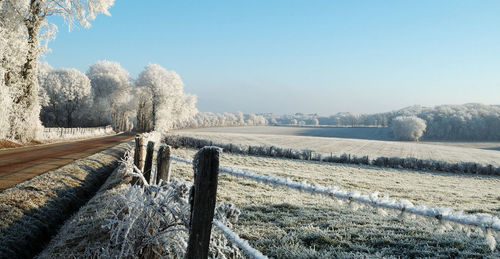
[213,220,268,259]
[171,155,500,232]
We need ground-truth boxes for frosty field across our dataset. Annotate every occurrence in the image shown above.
[175,126,500,166]
[170,147,500,257]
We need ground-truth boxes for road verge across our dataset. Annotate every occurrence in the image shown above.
[0,142,130,258]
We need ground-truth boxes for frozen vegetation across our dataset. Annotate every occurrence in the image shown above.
[165,134,500,176]
[391,116,427,141]
[2,1,499,145]
[0,0,114,142]
[39,144,247,258]
[170,147,500,257]
[173,128,500,167]
[173,112,268,129]
[264,103,500,141]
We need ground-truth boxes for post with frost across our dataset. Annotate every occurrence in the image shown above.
[134,135,145,170]
[143,141,155,184]
[156,145,172,184]
[186,147,221,259]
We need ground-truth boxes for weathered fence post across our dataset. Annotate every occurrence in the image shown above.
[156,145,172,184]
[134,135,145,170]
[143,141,155,184]
[186,147,221,259]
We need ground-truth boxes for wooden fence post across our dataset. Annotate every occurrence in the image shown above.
[134,135,145,170]
[186,147,221,259]
[156,145,172,184]
[143,141,155,184]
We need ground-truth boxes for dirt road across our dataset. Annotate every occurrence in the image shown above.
[0,133,135,191]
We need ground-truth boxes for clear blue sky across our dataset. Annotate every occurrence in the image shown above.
[43,0,500,115]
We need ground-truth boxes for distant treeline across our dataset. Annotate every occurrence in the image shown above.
[261,103,500,140]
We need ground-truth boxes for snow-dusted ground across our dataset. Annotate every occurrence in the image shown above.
[172,148,499,215]
[170,147,500,257]
[175,126,500,166]
[178,126,395,141]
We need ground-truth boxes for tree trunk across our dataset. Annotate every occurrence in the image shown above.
[18,0,42,105]
[10,0,43,141]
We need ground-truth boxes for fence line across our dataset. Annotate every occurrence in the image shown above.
[164,135,500,176]
[212,220,268,259]
[138,137,498,255]
[133,137,266,257]
[42,125,113,140]
[171,155,500,233]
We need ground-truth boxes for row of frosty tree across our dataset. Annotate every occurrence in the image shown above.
[36,61,269,133]
[264,103,500,140]
[0,1,267,143]
[37,61,198,133]
[0,0,116,142]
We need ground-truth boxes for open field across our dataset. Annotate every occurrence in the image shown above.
[175,126,500,166]
[178,126,395,141]
[169,147,500,257]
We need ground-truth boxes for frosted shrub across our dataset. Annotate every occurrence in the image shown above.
[392,116,427,141]
[100,181,243,258]
[40,179,244,258]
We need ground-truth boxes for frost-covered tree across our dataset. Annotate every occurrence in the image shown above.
[135,64,197,132]
[40,68,92,127]
[172,112,268,129]
[391,116,427,141]
[87,61,134,131]
[1,0,114,141]
[135,86,153,132]
[37,61,52,107]
[0,66,10,139]
[1,1,32,141]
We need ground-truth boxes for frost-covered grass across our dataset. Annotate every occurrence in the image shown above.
[39,149,244,259]
[165,135,500,176]
[0,142,129,258]
[174,127,500,166]
[169,147,500,257]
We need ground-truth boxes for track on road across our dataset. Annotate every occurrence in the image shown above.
[0,133,135,191]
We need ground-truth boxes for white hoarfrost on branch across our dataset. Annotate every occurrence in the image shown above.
[173,112,268,129]
[39,68,92,127]
[171,155,500,251]
[87,60,134,131]
[40,146,247,258]
[135,64,197,132]
[0,0,114,142]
